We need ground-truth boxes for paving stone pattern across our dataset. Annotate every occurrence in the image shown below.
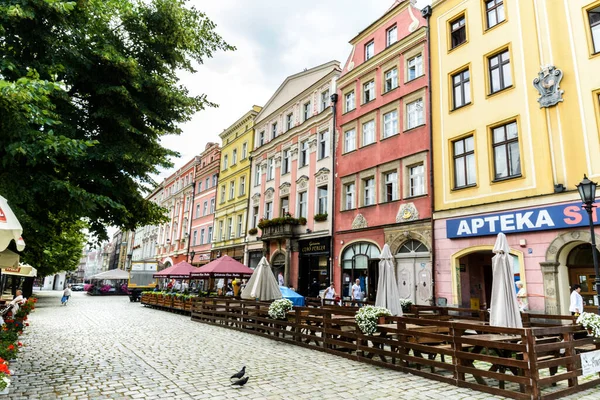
[8,292,600,399]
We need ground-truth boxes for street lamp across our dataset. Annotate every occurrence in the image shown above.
[189,251,196,265]
[576,174,600,315]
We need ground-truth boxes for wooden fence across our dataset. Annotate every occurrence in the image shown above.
[141,293,193,314]
[189,298,600,400]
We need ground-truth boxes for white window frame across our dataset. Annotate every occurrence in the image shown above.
[406,98,424,130]
[237,215,243,237]
[303,101,311,121]
[229,181,235,200]
[317,186,328,215]
[383,110,398,138]
[386,25,398,47]
[363,80,375,103]
[223,155,228,170]
[385,68,398,92]
[227,217,233,239]
[265,201,273,220]
[280,196,289,216]
[318,130,329,160]
[345,183,355,210]
[365,40,374,60]
[210,198,215,214]
[195,204,200,219]
[409,164,425,197]
[252,206,259,228]
[242,142,248,159]
[202,201,208,216]
[286,113,293,131]
[362,120,375,146]
[299,140,309,167]
[208,226,213,243]
[321,89,330,111]
[232,149,237,165]
[407,55,423,81]
[258,131,265,146]
[344,129,356,153]
[345,91,355,112]
[267,157,274,181]
[239,176,245,196]
[254,164,262,186]
[298,191,308,218]
[384,171,399,202]
[282,149,290,174]
[200,229,205,245]
[272,122,278,139]
[192,230,197,246]
[364,177,375,206]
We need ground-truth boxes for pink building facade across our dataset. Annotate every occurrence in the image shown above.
[156,157,199,269]
[190,143,220,266]
[247,62,340,295]
[333,1,433,303]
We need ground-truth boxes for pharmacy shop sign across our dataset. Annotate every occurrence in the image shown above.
[446,201,599,239]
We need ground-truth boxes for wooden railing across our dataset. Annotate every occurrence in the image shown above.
[141,293,192,315]
[189,298,600,400]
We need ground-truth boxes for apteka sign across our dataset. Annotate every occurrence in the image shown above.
[446,201,599,238]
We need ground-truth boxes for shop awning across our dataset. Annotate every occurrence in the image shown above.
[89,268,130,280]
[190,255,254,278]
[153,261,201,279]
[0,249,19,269]
[3,264,37,278]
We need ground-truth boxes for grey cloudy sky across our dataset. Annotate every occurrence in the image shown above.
[157,0,431,180]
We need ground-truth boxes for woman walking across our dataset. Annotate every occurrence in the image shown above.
[569,284,583,316]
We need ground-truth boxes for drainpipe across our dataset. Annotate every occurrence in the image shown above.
[330,76,339,288]
[421,5,436,306]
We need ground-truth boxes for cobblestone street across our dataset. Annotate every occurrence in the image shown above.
[6,292,599,400]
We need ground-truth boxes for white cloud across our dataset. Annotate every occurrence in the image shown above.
[157,0,432,180]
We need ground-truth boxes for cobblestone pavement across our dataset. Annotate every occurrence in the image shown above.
[7,292,600,400]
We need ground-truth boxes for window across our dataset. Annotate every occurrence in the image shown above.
[254,164,261,186]
[210,198,215,214]
[267,157,274,180]
[486,0,505,29]
[344,129,356,153]
[453,135,476,188]
[385,68,398,92]
[409,165,425,197]
[384,172,398,202]
[407,55,423,81]
[192,230,197,246]
[362,120,375,146]
[205,177,210,189]
[386,25,398,47]
[265,201,273,220]
[321,90,330,111]
[488,50,512,93]
[345,183,355,210]
[365,41,374,60]
[207,226,213,243]
[220,185,226,203]
[383,110,398,138]
[280,196,289,216]
[223,155,228,170]
[242,142,248,159]
[195,204,200,218]
[318,131,329,159]
[252,206,259,228]
[229,181,235,200]
[452,69,471,109]
[212,174,217,187]
[363,80,375,103]
[299,140,309,167]
[298,192,308,218]
[282,149,290,174]
[227,218,233,238]
[492,121,521,180]
[303,102,311,121]
[197,181,202,192]
[591,7,600,53]
[345,91,355,112]
[237,215,243,237]
[272,122,278,139]
[232,149,237,165]
[406,99,424,129]
[218,220,224,240]
[200,229,205,245]
[202,201,208,216]
[364,178,375,206]
[450,16,466,48]
[286,113,293,131]
[258,131,265,146]
[239,176,246,196]
[317,186,328,215]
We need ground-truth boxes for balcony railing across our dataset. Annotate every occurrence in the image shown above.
[260,224,296,240]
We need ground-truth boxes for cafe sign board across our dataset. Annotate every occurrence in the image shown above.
[581,349,600,376]
[299,237,330,256]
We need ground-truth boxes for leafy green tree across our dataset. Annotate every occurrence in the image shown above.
[0,0,233,274]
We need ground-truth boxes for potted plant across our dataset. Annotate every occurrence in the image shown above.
[314,213,328,222]
[268,299,293,320]
[248,228,258,235]
[355,306,392,335]
[400,299,413,314]
[577,312,600,337]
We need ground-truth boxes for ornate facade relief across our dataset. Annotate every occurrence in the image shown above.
[264,187,274,201]
[351,214,368,229]
[533,65,564,108]
[396,202,419,223]
[279,182,291,196]
[314,167,330,185]
[251,193,261,205]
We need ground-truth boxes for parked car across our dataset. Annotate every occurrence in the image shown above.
[71,283,85,291]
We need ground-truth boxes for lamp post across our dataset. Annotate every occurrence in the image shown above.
[189,251,196,265]
[576,174,600,315]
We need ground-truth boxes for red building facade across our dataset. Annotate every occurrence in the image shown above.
[333,1,433,304]
[189,143,220,266]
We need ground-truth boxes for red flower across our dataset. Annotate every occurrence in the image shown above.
[7,345,14,351]
[25,323,29,327]
[17,342,22,347]
[18,331,22,335]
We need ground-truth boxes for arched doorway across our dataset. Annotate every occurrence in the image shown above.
[341,242,380,301]
[395,239,432,305]
[271,252,285,282]
[567,243,600,313]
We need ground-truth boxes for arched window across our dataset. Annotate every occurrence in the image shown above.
[341,242,380,299]
[397,239,428,254]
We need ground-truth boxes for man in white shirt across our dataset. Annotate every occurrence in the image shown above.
[10,290,25,313]
[569,284,584,316]
[351,279,363,307]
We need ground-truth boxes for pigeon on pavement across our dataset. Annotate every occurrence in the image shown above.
[231,376,249,387]
[230,366,245,380]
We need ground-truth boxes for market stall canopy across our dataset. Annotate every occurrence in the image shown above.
[0,250,19,269]
[279,286,304,306]
[190,255,254,279]
[3,264,37,278]
[153,261,200,279]
[0,195,25,252]
[89,268,130,280]
[241,257,281,301]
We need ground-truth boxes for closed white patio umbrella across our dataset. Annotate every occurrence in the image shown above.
[490,233,523,328]
[375,244,402,316]
[241,257,282,301]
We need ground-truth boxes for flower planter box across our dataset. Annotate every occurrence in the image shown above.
[172,299,184,310]
[184,301,193,312]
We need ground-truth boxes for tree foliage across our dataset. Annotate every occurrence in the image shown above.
[0,0,233,275]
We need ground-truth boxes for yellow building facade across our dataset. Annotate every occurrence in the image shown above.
[212,106,262,264]
[430,0,600,315]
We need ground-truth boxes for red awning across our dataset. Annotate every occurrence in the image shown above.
[189,255,254,278]
[153,261,201,279]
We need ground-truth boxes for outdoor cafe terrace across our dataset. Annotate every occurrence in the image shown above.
[142,295,600,400]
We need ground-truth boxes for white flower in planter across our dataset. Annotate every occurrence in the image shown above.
[268,299,293,320]
[577,312,600,337]
[355,306,392,335]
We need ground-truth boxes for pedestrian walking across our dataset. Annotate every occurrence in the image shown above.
[351,279,363,307]
[62,285,72,306]
[516,281,528,312]
[569,284,584,316]
[278,272,285,286]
